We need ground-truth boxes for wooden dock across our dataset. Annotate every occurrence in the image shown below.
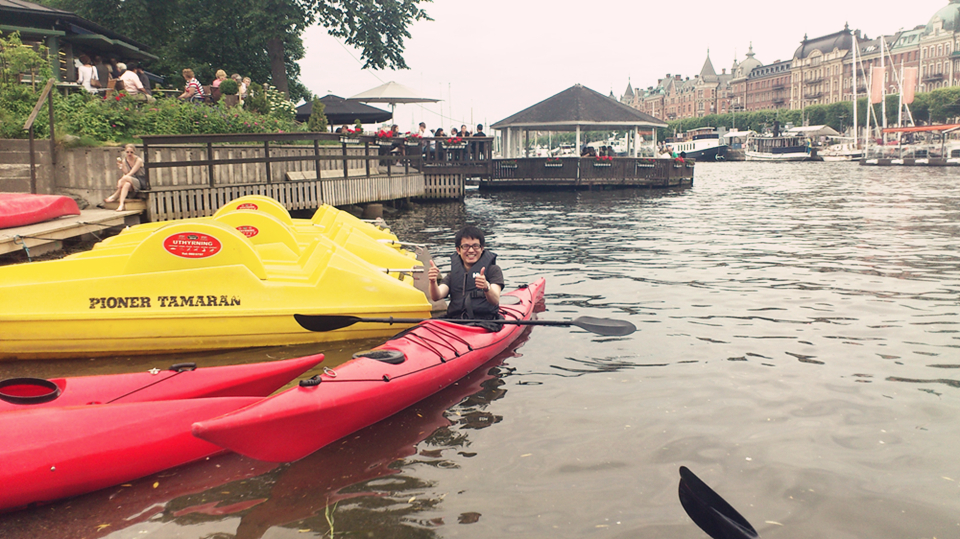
[480,157,694,190]
[0,207,141,259]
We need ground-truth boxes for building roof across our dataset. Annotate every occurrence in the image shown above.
[734,43,763,79]
[699,52,717,80]
[926,0,960,34]
[793,26,853,60]
[294,95,393,125]
[491,84,666,130]
[0,0,155,60]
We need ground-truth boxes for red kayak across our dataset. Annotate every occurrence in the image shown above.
[0,354,323,512]
[0,354,325,412]
[0,193,80,229]
[0,397,262,512]
[193,279,546,462]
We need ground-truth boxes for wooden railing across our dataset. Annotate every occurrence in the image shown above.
[22,78,57,194]
[136,132,435,220]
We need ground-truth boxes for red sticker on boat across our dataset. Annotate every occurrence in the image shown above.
[237,203,258,210]
[163,233,222,258]
[236,225,259,238]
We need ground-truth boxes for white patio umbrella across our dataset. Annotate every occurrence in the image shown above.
[348,81,440,121]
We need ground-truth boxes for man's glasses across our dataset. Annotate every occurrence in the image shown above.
[458,243,482,252]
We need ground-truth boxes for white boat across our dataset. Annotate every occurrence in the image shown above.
[745,133,811,161]
[665,127,728,160]
[819,139,864,161]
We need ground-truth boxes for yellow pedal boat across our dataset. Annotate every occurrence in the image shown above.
[0,207,432,360]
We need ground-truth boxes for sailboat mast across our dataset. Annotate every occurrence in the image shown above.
[852,34,859,148]
[881,36,887,136]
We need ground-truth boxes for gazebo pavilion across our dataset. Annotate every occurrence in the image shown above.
[491,84,667,158]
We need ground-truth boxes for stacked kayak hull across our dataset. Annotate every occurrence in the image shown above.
[0,197,431,360]
[0,354,323,511]
[193,278,546,463]
[0,397,261,512]
[0,193,80,229]
[0,354,324,411]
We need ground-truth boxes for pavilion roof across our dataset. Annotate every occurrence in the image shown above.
[491,84,666,131]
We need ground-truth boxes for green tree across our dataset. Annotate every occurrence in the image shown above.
[39,0,431,100]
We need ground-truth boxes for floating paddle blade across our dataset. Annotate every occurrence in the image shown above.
[293,314,363,332]
[678,466,759,539]
[571,316,636,336]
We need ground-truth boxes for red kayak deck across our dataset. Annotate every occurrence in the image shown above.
[0,354,324,412]
[193,279,545,462]
[0,193,80,229]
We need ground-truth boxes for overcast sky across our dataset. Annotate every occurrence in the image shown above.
[299,0,948,132]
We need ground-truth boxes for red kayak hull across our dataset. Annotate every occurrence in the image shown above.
[0,354,325,411]
[193,279,546,462]
[0,396,262,512]
[0,193,80,229]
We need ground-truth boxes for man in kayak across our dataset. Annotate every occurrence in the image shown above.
[428,226,504,320]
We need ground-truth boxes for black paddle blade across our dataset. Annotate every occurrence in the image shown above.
[573,316,636,336]
[293,314,362,332]
[679,466,759,539]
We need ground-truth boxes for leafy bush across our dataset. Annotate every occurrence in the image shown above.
[243,82,270,115]
[219,78,239,95]
[307,99,328,132]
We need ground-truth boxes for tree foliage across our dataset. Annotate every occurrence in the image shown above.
[665,88,960,138]
[38,0,431,100]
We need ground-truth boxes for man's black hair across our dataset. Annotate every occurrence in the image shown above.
[455,226,485,247]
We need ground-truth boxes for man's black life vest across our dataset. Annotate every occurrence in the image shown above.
[446,249,501,320]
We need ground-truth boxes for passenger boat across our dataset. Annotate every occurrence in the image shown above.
[0,354,323,411]
[192,279,547,462]
[0,354,323,511]
[0,193,80,229]
[665,128,728,161]
[0,197,431,361]
[745,133,812,161]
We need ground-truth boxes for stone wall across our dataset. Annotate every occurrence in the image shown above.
[0,139,54,194]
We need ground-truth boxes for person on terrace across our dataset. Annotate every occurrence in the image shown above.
[76,54,99,94]
[103,144,146,212]
[118,62,154,102]
[427,226,504,321]
[212,69,227,88]
[178,68,205,102]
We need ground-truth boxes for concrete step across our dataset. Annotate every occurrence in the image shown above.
[0,151,50,165]
[0,139,36,152]
[0,177,32,192]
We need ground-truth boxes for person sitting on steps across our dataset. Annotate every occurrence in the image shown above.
[103,144,146,212]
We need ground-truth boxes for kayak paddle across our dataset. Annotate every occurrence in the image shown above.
[294,314,636,336]
[679,466,759,539]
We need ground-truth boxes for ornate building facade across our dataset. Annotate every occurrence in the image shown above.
[620,0,960,121]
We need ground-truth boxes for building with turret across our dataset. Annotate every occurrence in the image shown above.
[619,0,960,121]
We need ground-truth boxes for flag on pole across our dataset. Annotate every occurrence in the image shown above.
[902,67,918,104]
[870,67,885,104]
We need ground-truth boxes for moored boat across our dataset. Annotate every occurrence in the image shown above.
[745,133,812,161]
[192,279,547,462]
[0,354,324,411]
[0,193,80,229]
[666,127,728,161]
[0,214,431,360]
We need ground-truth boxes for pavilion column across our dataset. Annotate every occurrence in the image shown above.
[575,126,581,154]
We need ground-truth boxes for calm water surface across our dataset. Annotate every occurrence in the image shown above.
[3,161,959,538]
